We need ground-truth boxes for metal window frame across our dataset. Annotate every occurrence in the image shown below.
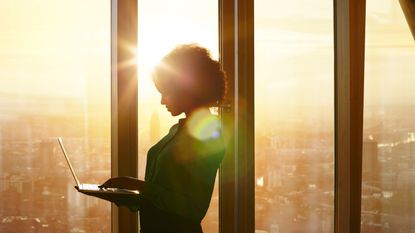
[220,0,368,232]
[219,0,254,233]
[111,0,138,233]
[109,0,368,232]
[333,0,366,233]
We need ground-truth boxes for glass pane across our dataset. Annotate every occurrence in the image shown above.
[362,0,415,232]
[0,1,111,232]
[255,1,334,232]
[137,1,218,232]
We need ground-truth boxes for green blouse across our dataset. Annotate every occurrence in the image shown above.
[140,117,225,222]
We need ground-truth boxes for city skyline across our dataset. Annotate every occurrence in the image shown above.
[1,0,414,232]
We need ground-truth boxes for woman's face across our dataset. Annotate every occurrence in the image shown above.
[154,80,196,116]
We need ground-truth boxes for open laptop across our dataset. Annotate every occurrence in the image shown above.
[57,137,139,197]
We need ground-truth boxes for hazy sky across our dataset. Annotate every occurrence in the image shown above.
[0,0,413,111]
[0,1,110,99]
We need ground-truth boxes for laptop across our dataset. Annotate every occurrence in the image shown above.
[57,137,139,198]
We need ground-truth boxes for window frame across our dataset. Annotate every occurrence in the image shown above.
[109,0,368,232]
[111,0,139,233]
[333,0,366,232]
[218,0,255,233]
[219,0,367,233]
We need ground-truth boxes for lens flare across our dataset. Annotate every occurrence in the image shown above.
[186,108,221,141]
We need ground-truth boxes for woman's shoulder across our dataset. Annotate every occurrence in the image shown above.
[174,115,224,162]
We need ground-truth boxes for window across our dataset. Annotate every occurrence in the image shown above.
[0,1,111,232]
[254,0,334,232]
[5,1,411,232]
[361,0,415,232]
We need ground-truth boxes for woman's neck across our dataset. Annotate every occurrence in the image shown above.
[184,107,210,118]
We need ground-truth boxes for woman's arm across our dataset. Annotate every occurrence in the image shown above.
[98,176,145,211]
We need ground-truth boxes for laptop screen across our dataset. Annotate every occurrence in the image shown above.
[57,137,81,187]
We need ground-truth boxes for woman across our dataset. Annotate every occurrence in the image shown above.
[100,44,227,233]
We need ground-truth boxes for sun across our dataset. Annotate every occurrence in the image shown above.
[135,22,218,101]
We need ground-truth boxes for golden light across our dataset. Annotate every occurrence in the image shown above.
[136,22,218,101]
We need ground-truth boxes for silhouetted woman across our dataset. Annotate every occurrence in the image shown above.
[100,44,227,233]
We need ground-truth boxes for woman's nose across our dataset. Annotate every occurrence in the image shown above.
[161,96,166,105]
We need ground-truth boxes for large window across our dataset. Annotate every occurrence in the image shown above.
[0,1,111,232]
[254,1,334,232]
[4,1,413,232]
[136,1,219,232]
[361,0,415,232]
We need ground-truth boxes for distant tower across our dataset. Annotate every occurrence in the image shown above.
[362,140,379,183]
[150,111,160,144]
[0,124,2,176]
[362,139,382,226]
[39,139,58,175]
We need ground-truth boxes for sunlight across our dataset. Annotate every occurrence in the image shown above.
[136,23,218,100]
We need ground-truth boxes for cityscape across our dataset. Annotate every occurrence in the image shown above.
[0,95,414,232]
[254,105,415,233]
[0,1,413,232]
[0,97,111,232]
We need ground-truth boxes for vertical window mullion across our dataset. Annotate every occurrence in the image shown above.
[235,0,255,231]
[111,0,138,233]
[219,0,254,232]
[333,0,366,232]
[219,0,237,232]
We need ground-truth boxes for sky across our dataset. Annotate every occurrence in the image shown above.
[0,0,110,99]
[0,0,413,118]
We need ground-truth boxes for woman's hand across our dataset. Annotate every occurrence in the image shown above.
[99,176,145,191]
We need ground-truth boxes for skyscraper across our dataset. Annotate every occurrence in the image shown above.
[0,124,2,176]
[362,140,379,183]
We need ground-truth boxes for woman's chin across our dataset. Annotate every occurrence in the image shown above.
[170,112,181,117]
[167,109,180,116]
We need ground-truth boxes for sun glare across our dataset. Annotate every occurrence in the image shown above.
[136,23,218,100]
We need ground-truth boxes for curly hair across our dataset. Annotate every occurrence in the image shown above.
[152,44,227,107]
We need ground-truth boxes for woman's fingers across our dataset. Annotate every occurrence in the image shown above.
[99,177,143,190]
[99,177,123,188]
[136,180,145,191]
